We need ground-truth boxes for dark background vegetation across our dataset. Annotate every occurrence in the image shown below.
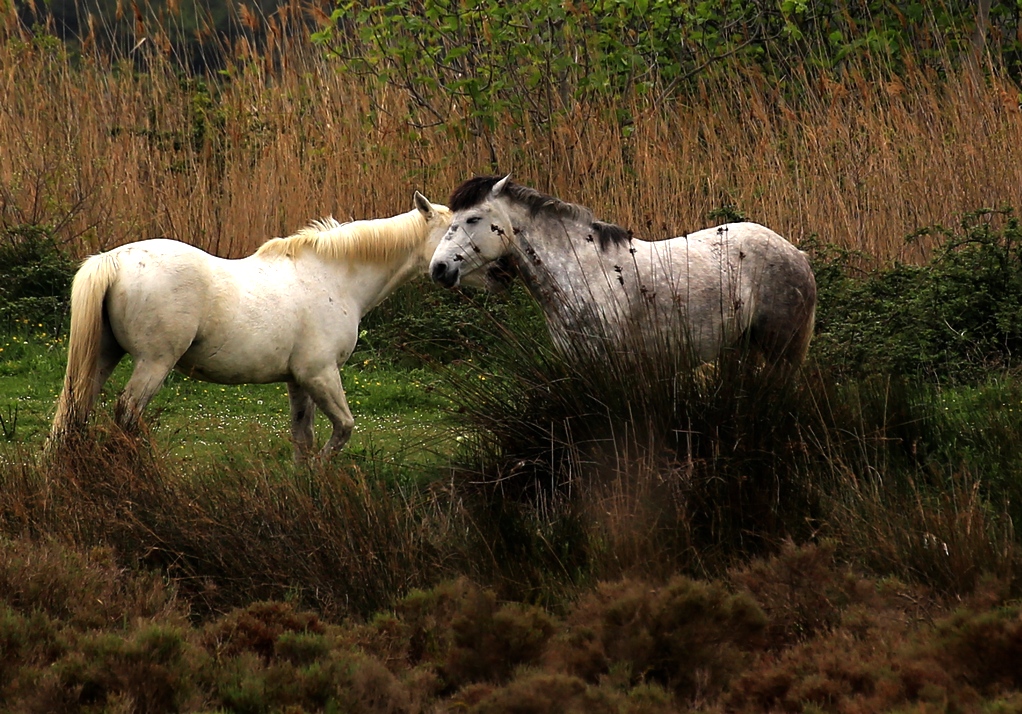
[4,0,1022,711]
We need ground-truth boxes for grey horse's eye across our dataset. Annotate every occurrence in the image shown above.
[466,216,482,225]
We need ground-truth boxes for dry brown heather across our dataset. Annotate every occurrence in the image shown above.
[2,9,1021,263]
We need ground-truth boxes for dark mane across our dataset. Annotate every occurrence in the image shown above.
[448,175,632,251]
[448,176,504,211]
[591,221,632,251]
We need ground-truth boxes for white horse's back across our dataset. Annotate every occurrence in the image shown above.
[103,240,310,384]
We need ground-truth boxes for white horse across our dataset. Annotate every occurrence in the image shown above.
[429,176,816,370]
[50,192,452,459]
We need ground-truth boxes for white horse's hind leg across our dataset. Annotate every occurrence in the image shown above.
[115,359,175,432]
[56,329,125,435]
[297,367,355,457]
[89,327,126,413]
[287,382,317,461]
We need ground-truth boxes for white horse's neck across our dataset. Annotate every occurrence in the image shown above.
[257,208,447,316]
[364,238,438,313]
[325,230,441,317]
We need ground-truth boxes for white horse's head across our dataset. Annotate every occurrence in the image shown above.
[429,175,515,289]
[414,190,452,236]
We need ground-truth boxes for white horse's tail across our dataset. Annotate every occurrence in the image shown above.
[51,252,120,439]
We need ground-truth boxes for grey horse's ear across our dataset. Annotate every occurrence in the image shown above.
[413,190,434,219]
[491,174,511,196]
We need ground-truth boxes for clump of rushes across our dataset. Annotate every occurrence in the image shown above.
[441,303,821,573]
[11,426,459,620]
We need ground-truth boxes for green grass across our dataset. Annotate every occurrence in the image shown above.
[0,327,66,442]
[0,328,459,468]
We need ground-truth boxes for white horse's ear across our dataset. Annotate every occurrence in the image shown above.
[413,190,434,219]
[491,174,511,196]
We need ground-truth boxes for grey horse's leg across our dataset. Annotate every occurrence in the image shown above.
[287,382,317,462]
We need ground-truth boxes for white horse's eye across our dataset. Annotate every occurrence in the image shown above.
[466,216,482,225]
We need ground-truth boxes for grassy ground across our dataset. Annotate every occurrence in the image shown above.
[0,325,458,469]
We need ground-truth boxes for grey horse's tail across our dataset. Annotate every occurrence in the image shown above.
[50,252,120,440]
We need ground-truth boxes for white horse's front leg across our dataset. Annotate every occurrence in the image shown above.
[286,382,317,462]
[297,367,355,458]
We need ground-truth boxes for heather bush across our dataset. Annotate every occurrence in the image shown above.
[0,537,179,628]
[218,649,410,713]
[202,601,327,662]
[556,576,767,700]
[356,578,558,692]
[31,624,201,714]
[442,586,558,688]
[0,607,68,695]
[935,605,1022,693]
[729,541,874,648]
[727,591,1022,713]
[463,672,628,714]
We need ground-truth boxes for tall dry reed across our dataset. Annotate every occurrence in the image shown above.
[2,10,1021,263]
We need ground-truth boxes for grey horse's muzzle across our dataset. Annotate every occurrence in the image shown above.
[430,261,460,288]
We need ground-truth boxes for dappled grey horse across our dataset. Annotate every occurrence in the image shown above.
[429,175,816,370]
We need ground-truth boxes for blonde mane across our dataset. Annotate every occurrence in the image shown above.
[256,208,438,263]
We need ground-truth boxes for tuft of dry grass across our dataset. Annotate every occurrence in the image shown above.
[0,427,470,620]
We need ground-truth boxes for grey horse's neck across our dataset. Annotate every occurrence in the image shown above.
[508,211,619,339]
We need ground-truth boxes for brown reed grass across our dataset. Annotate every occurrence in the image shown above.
[2,10,1021,264]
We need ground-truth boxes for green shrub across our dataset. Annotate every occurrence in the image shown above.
[0,223,75,336]
[315,0,1022,135]
[353,280,541,367]
[809,208,1022,382]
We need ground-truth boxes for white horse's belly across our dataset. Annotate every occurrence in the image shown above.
[177,295,304,384]
[175,342,292,384]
